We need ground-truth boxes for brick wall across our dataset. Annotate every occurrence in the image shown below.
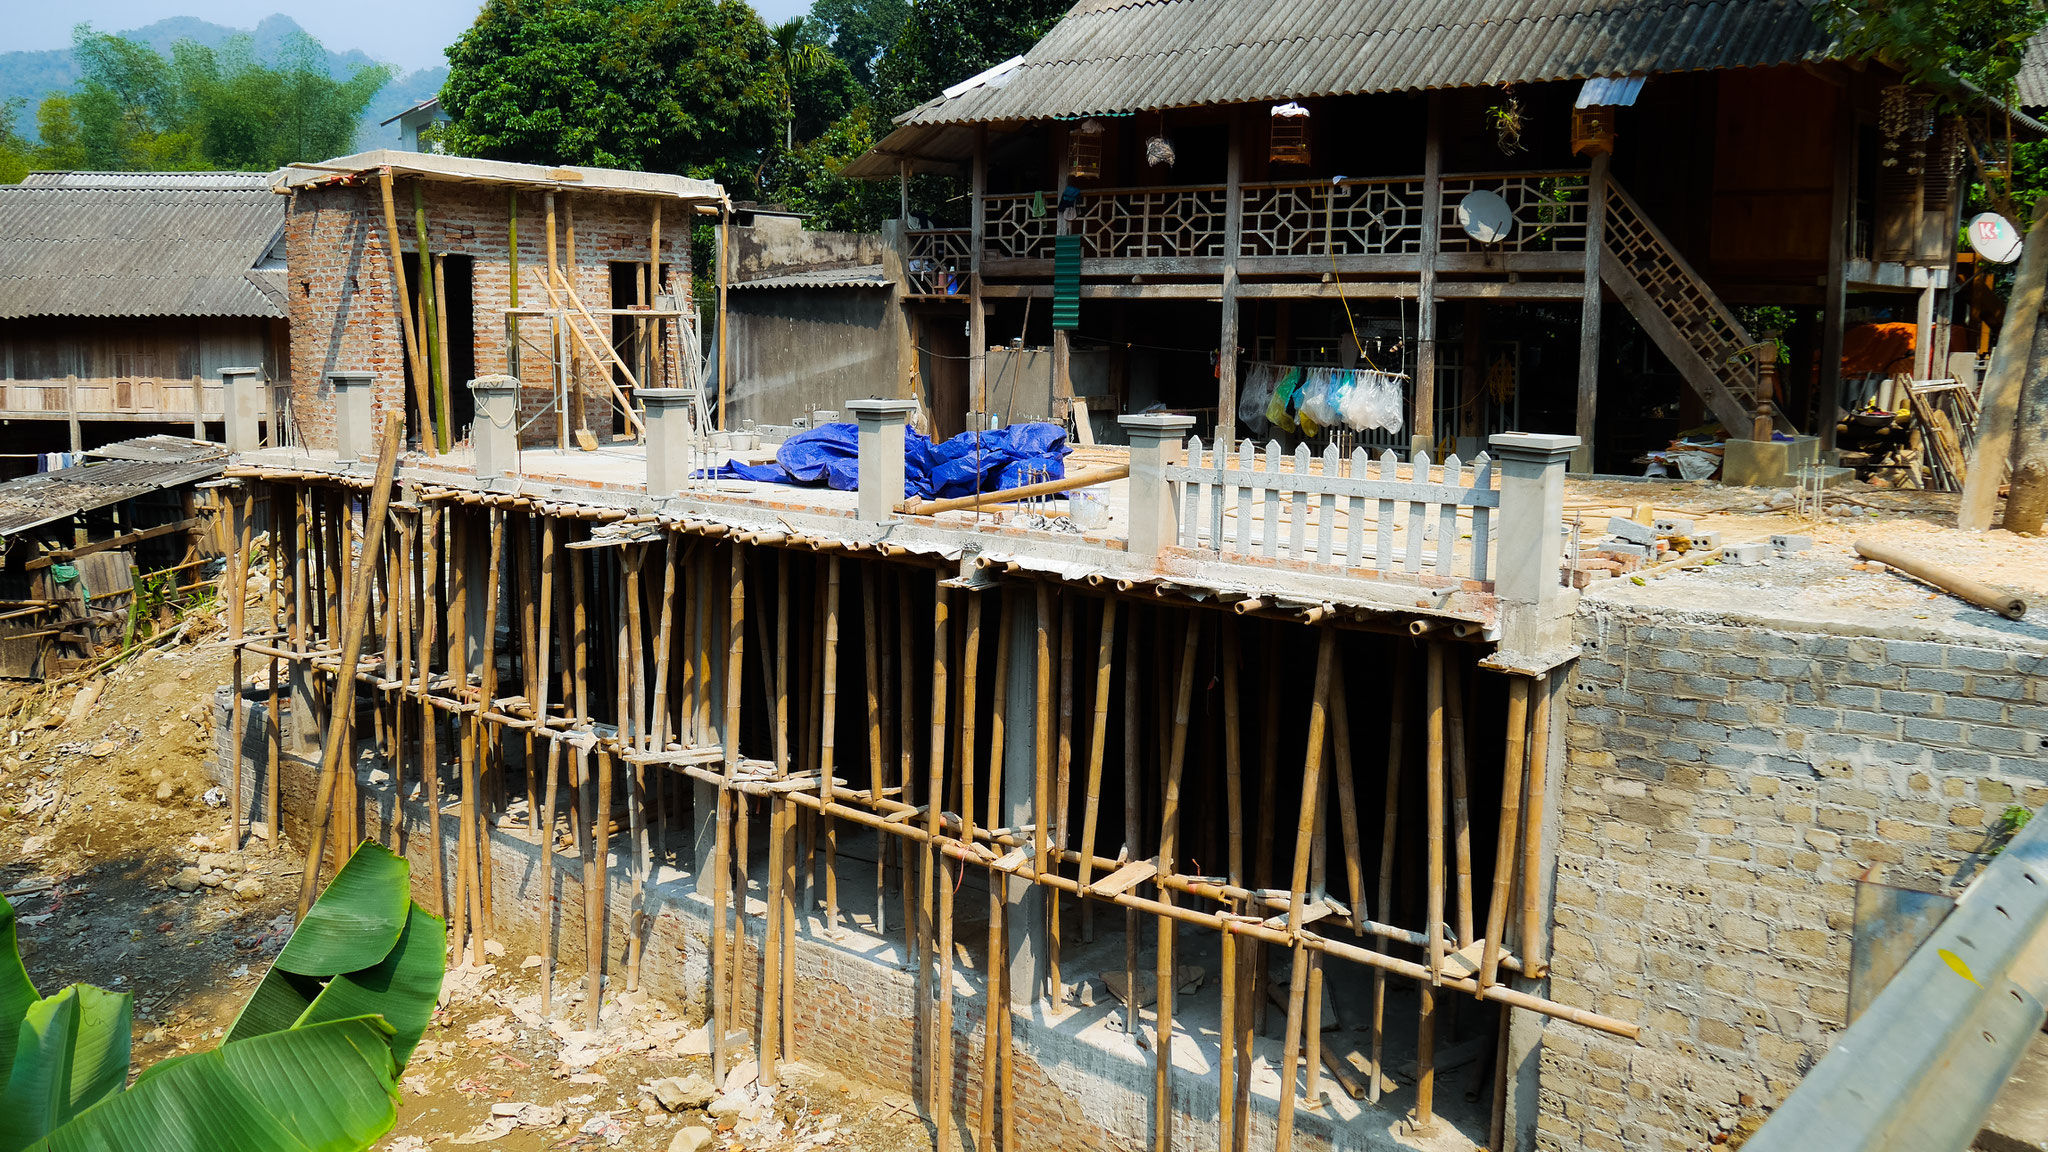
[285,180,690,451]
[1543,606,2048,1151]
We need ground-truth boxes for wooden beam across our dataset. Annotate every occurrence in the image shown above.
[1572,152,1609,473]
[28,517,200,569]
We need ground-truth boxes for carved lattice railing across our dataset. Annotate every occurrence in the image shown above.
[1436,172,1590,252]
[904,228,972,296]
[983,186,1227,261]
[1239,178,1426,257]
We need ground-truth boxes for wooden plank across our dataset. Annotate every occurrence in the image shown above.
[1088,858,1157,898]
[27,517,199,569]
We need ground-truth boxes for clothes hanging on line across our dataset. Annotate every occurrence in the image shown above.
[1239,361,1407,436]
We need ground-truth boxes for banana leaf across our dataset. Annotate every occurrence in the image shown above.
[23,1016,399,1152]
[0,899,39,1090]
[0,986,133,1149]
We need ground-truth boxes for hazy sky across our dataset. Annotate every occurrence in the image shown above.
[9,0,816,74]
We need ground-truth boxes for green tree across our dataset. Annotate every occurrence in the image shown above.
[872,0,1066,120]
[0,102,31,184]
[811,0,909,90]
[1821,0,2046,99]
[770,18,832,150]
[30,97,86,172]
[440,0,781,190]
[761,103,901,230]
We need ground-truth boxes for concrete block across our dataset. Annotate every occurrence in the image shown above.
[1770,534,1814,552]
[1653,517,1695,536]
[1690,529,1722,550]
[1607,517,1657,545]
[1598,541,1651,559]
[1723,542,1771,565]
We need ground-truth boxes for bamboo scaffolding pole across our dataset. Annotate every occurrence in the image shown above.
[862,565,887,939]
[898,573,917,953]
[762,791,788,1085]
[1031,583,1054,1007]
[649,534,679,844]
[1303,954,1327,1108]
[451,513,487,965]
[821,556,842,935]
[1369,642,1410,1104]
[1253,626,1281,1038]
[295,416,403,916]
[266,486,286,856]
[227,487,251,851]
[477,512,505,941]
[514,518,538,833]
[1122,607,1142,1037]
[390,509,414,856]
[623,546,650,991]
[712,542,746,1079]
[418,507,446,918]
[1481,678,1531,989]
[1050,592,1075,1004]
[936,809,958,1152]
[778,787,798,1063]
[376,170,436,453]
[1274,629,1337,1152]
[414,187,449,453]
[1154,614,1201,1152]
[1447,659,1474,948]
[980,592,1013,1152]
[1303,754,1330,1110]
[918,580,951,1119]
[571,541,605,1029]
[1415,643,1450,1134]
[1521,674,1554,978]
[1218,918,1238,1152]
[1073,597,1117,900]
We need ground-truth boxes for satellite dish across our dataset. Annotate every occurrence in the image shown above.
[1458,190,1515,244]
[1968,212,2023,264]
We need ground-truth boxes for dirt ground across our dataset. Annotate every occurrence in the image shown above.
[0,605,935,1152]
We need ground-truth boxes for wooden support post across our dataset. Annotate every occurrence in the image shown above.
[623,546,650,991]
[1369,643,1410,1104]
[762,790,788,1084]
[1274,630,1338,1152]
[294,417,403,916]
[1414,93,1443,458]
[478,512,505,941]
[569,539,604,1028]
[1328,659,1367,933]
[899,573,917,952]
[1425,644,1447,979]
[980,591,1013,1152]
[1050,593,1074,1003]
[1572,152,1609,473]
[266,486,286,856]
[821,556,842,935]
[923,580,951,1121]
[1303,954,1327,1108]
[449,513,484,965]
[1032,583,1052,1003]
[1122,608,1142,1037]
[227,487,250,852]
[969,126,988,417]
[1073,598,1117,899]
[1480,677,1530,989]
[1819,102,1852,461]
[1521,674,1554,978]
[716,210,730,429]
[710,542,743,1081]
[863,565,889,933]
[418,507,446,918]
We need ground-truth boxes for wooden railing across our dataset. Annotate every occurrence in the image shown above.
[904,227,972,296]
[1239,177,1426,257]
[978,170,1590,265]
[0,377,222,419]
[1166,438,1499,585]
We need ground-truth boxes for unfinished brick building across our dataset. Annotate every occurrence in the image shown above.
[277,151,721,454]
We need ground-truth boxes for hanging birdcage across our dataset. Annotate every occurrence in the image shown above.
[1068,119,1105,180]
[1269,102,1311,165]
[1570,106,1616,156]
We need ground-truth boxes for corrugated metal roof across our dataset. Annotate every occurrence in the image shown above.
[20,171,277,191]
[85,435,230,465]
[0,182,287,320]
[731,265,893,289]
[2020,30,2048,110]
[0,452,228,538]
[848,0,1846,174]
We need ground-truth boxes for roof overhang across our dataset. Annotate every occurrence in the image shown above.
[277,150,728,210]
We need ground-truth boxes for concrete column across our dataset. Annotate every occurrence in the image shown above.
[222,366,264,452]
[849,398,918,521]
[469,374,519,480]
[329,371,375,462]
[641,387,698,497]
[999,586,1048,1005]
[1490,432,1579,661]
[1119,412,1196,565]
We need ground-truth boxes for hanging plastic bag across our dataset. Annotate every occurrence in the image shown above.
[1238,363,1277,436]
[1338,369,1378,432]
[1302,367,1342,429]
[1267,368,1301,433]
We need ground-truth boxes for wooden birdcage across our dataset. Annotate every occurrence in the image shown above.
[1068,119,1104,180]
[1269,118,1310,165]
[1571,106,1616,156]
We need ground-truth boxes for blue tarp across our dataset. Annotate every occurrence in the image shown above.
[703,422,1072,500]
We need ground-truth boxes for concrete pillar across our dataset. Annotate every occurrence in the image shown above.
[469,374,519,480]
[329,371,375,462]
[1489,432,1580,661]
[849,398,918,521]
[1118,412,1196,565]
[222,366,265,452]
[641,387,698,497]
[999,586,1048,1005]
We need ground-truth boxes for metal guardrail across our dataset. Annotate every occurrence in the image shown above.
[1744,806,2048,1152]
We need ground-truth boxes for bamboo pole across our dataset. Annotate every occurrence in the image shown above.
[821,556,842,934]
[477,512,505,942]
[390,509,414,856]
[377,170,436,453]
[981,593,1012,1152]
[434,253,454,455]
[418,507,446,918]
[1154,614,1201,1152]
[1329,659,1367,934]
[227,487,251,851]
[1415,643,1450,1134]
[413,185,448,454]
[1369,642,1410,1104]
[861,565,887,937]
[1521,674,1554,978]
[449,513,484,965]
[544,192,564,448]
[571,541,605,1028]
[935,815,958,1152]
[1073,597,1117,898]
[922,580,951,1119]
[1303,753,1330,1110]
[1122,608,1142,1037]
[1253,626,1281,1038]
[1274,629,1337,1152]
[623,546,650,991]
[1032,583,1052,1007]
[295,416,404,916]
[898,573,917,952]
[266,486,285,855]
[1481,677,1531,988]
[1303,954,1327,1108]
[1447,658,1474,948]
[1218,918,1238,1152]
[762,791,788,1085]
[1050,592,1075,1007]
[711,542,746,1079]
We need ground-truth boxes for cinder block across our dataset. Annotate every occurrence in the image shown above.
[1598,541,1651,559]
[1653,517,1695,536]
[1771,534,1814,552]
[1607,517,1657,546]
[1724,542,1771,565]
[1690,530,1722,550]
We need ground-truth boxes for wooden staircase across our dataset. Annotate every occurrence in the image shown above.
[1601,179,1794,435]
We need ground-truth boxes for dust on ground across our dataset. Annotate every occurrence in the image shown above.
[0,596,935,1152]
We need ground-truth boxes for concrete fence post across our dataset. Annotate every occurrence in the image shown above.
[849,398,918,521]
[469,375,520,480]
[1119,412,1196,566]
[640,388,698,498]
[328,371,375,463]
[1489,432,1580,658]
[221,366,264,452]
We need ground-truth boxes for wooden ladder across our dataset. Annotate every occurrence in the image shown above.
[1600,178,1796,436]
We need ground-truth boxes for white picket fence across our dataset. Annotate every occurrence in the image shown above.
[1164,438,1500,584]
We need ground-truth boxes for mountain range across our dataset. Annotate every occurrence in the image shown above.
[0,14,447,154]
